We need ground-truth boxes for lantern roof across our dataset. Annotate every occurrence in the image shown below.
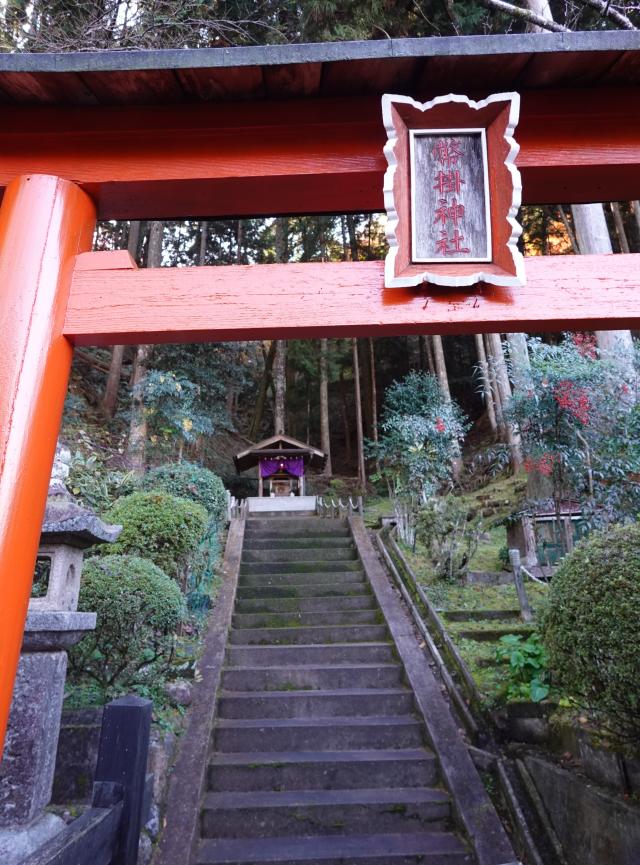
[0,31,638,107]
[41,482,122,549]
[234,435,326,473]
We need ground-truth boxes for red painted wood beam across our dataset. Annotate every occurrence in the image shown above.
[0,88,638,218]
[0,175,96,756]
[66,251,640,345]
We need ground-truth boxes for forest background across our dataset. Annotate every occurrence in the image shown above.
[4,0,639,515]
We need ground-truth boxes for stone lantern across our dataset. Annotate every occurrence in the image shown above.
[0,477,121,863]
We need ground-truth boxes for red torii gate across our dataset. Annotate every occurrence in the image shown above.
[1,31,640,754]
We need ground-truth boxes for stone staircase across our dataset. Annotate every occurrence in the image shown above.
[195,515,474,865]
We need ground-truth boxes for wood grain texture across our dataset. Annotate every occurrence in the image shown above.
[66,252,640,346]
[0,89,638,218]
[412,133,488,261]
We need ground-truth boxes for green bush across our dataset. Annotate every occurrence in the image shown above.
[541,522,640,745]
[100,491,207,580]
[137,462,227,525]
[69,555,184,694]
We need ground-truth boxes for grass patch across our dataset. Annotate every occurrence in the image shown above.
[363,495,395,528]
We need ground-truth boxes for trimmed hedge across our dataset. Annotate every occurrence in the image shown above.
[138,462,227,525]
[69,555,184,693]
[541,521,640,745]
[100,491,207,579]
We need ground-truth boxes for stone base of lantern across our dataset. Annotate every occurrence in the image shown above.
[0,811,67,865]
[0,611,96,861]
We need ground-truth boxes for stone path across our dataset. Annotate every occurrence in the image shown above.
[196,515,475,865]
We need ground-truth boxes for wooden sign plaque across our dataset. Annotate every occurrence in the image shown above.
[382,92,524,289]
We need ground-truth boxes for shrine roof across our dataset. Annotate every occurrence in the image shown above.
[0,31,638,106]
[234,435,326,473]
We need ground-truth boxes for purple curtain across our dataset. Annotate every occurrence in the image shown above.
[260,457,305,478]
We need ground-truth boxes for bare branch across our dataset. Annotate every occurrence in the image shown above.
[480,0,571,31]
[575,0,637,29]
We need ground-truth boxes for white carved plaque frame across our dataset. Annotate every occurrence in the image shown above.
[382,92,525,289]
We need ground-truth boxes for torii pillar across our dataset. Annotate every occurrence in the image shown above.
[0,175,96,752]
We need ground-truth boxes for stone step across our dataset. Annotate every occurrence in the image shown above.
[248,510,319,518]
[220,663,405,692]
[226,642,395,668]
[207,749,439,792]
[200,787,451,839]
[234,595,377,614]
[213,716,424,752]
[245,519,347,534]
[229,624,389,646]
[236,581,370,600]
[240,560,363,576]
[244,537,354,550]
[197,831,471,864]
[242,548,358,564]
[238,572,365,587]
[456,626,536,642]
[217,688,414,719]
[443,609,521,622]
[232,610,380,629]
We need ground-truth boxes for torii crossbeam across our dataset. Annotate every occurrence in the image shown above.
[1,32,640,754]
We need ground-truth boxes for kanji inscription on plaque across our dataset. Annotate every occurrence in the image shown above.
[410,130,490,263]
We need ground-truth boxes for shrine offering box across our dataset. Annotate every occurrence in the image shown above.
[382,92,524,289]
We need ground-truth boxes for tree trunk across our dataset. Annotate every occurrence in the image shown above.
[339,364,352,464]
[236,219,244,263]
[474,333,497,434]
[431,335,451,401]
[425,335,436,375]
[319,338,332,476]
[485,333,505,435]
[352,338,367,489]
[346,214,359,261]
[418,335,426,371]
[100,345,125,420]
[523,0,553,30]
[127,343,151,474]
[633,200,640,244]
[100,221,140,419]
[571,204,636,380]
[506,334,539,563]
[368,338,378,445]
[506,332,533,394]
[273,341,287,436]
[487,332,523,469]
[432,334,463,478]
[610,202,630,254]
[125,220,162,473]
[250,341,277,441]
[198,220,208,266]
[272,217,288,436]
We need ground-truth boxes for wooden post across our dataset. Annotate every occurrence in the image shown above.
[93,695,152,865]
[508,549,533,624]
[0,175,96,758]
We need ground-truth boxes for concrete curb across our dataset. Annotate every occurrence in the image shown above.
[152,517,245,865]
